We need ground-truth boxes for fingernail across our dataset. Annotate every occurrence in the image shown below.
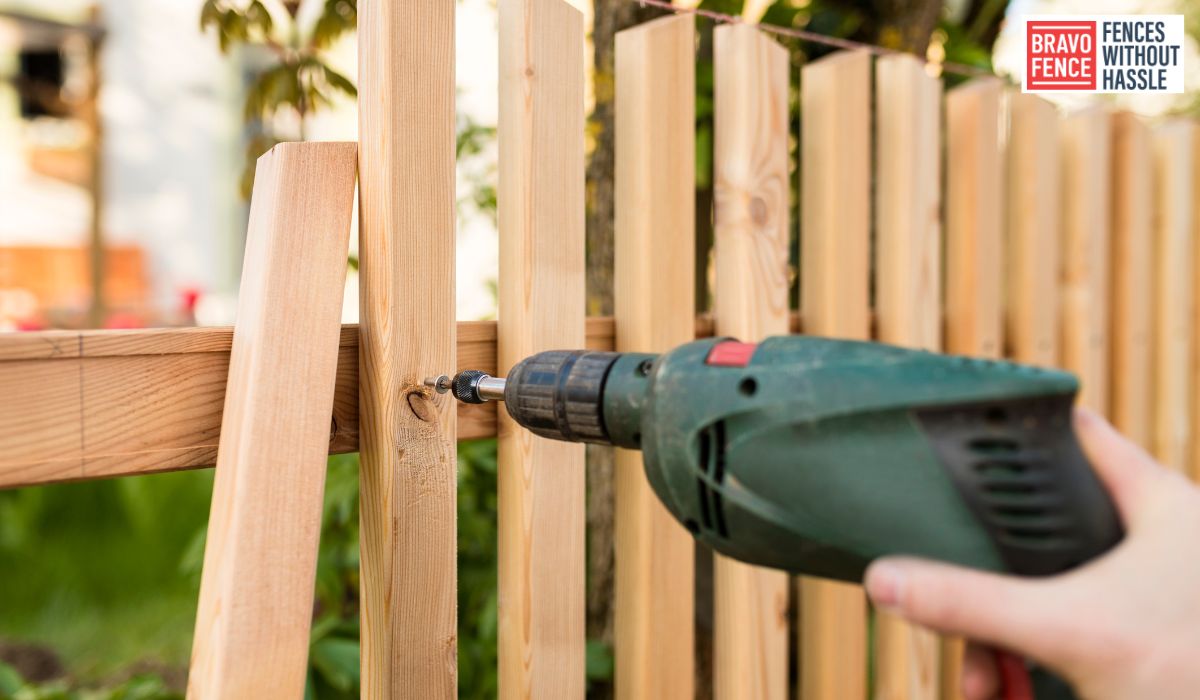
[865,562,906,610]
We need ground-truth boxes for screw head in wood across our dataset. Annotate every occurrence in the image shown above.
[423,375,452,394]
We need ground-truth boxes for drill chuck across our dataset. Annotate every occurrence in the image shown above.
[428,350,643,446]
[502,350,621,443]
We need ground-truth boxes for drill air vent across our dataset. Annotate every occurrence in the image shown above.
[695,421,729,538]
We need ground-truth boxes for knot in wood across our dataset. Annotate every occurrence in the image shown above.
[750,196,769,226]
[406,389,437,423]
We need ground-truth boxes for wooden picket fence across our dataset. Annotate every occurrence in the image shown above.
[0,0,1196,698]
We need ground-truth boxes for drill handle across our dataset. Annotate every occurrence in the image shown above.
[916,395,1124,577]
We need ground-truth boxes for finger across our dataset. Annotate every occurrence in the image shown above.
[865,556,1070,662]
[962,642,999,700]
[1073,407,1161,523]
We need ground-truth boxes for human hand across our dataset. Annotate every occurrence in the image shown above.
[864,408,1200,700]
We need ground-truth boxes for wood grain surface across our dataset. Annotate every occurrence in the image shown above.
[613,14,697,700]
[942,76,1005,700]
[1006,94,1061,367]
[187,142,356,699]
[945,78,1004,362]
[0,317,742,490]
[797,48,871,700]
[1149,121,1194,471]
[1060,108,1113,413]
[357,0,458,695]
[873,53,943,700]
[497,0,587,695]
[712,23,791,700]
[1108,113,1153,447]
[1191,126,1200,482]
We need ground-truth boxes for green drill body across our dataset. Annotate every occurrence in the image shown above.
[447,335,1122,583]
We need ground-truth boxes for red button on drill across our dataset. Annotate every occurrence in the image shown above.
[706,340,758,367]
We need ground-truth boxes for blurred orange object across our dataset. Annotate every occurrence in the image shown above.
[0,245,148,324]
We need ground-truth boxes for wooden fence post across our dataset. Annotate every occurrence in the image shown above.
[798,49,871,700]
[873,53,942,700]
[1109,113,1153,447]
[1060,108,1113,414]
[497,0,587,695]
[942,76,1004,700]
[1150,121,1194,471]
[613,15,696,700]
[187,143,357,700]
[712,22,791,700]
[1006,94,1061,368]
[357,0,459,696]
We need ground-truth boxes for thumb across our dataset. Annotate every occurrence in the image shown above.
[865,556,1073,663]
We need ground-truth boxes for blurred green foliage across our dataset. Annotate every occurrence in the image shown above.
[0,442,506,698]
[0,663,181,700]
[457,441,499,699]
[0,471,212,681]
[457,115,499,226]
[200,0,358,196]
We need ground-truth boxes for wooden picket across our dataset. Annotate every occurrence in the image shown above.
[1150,121,1195,472]
[357,1,458,696]
[613,14,697,699]
[2,11,1199,700]
[873,53,943,700]
[497,0,587,696]
[711,23,791,700]
[945,78,1004,362]
[943,76,1005,700]
[1060,109,1113,414]
[1006,93,1061,368]
[798,49,871,700]
[188,142,357,699]
[1192,126,1200,483]
[1109,112,1154,447]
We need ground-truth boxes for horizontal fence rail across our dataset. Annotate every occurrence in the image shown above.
[0,316,809,489]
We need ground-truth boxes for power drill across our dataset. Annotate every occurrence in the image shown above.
[428,335,1124,699]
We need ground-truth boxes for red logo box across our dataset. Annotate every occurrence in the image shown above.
[1027,20,1097,90]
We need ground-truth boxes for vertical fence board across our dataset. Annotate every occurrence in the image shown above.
[798,49,871,700]
[1006,94,1061,367]
[613,15,696,700]
[1109,113,1154,446]
[1192,126,1200,482]
[188,143,356,699]
[357,0,458,695]
[945,78,1004,361]
[942,76,1004,700]
[1150,121,1195,471]
[498,0,587,695]
[1060,109,1113,413]
[712,23,791,700]
[873,53,942,700]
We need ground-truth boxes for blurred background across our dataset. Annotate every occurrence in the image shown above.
[0,0,1196,698]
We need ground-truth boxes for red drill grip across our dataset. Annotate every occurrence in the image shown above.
[996,650,1035,700]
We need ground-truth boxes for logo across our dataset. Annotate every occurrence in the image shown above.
[1023,15,1184,93]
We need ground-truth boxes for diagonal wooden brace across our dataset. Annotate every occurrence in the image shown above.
[187,142,357,699]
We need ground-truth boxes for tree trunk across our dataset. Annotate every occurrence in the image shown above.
[870,0,943,53]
